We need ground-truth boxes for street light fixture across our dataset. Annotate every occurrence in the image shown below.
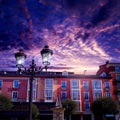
[14,45,53,120]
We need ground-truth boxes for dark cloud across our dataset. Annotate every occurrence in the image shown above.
[64,0,96,7]
[0,32,30,51]
[65,0,78,8]
[50,66,74,70]
[91,0,117,26]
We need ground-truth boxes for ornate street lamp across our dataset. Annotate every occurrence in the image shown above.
[14,45,53,120]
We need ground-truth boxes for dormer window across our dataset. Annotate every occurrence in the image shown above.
[62,71,68,76]
[100,72,107,77]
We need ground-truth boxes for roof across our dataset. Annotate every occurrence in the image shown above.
[104,61,120,67]
[0,71,112,79]
[107,63,120,67]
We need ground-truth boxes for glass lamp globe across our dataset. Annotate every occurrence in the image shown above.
[40,45,53,66]
[14,49,27,66]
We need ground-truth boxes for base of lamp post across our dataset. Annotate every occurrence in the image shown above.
[51,107,65,120]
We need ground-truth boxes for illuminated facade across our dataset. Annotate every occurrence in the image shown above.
[0,61,119,120]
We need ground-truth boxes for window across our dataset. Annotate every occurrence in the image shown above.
[118,93,120,101]
[32,80,37,101]
[106,92,111,97]
[45,79,53,89]
[94,92,102,99]
[62,71,68,76]
[71,90,79,100]
[117,83,120,89]
[33,80,36,90]
[105,82,110,90]
[45,78,53,102]
[28,79,37,102]
[93,80,102,90]
[61,81,67,90]
[71,80,79,89]
[61,92,67,100]
[83,81,89,90]
[13,80,19,88]
[116,74,120,81]
[100,72,107,77]
[0,80,3,88]
[45,90,52,100]
[84,102,90,111]
[84,92,89,101]
[115,66,120,72]
[71,80,80,101]
[32,90,36,101]
[75,101,80,111]
[12,91,18,102]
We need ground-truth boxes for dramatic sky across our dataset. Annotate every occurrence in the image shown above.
[0,0,120,75]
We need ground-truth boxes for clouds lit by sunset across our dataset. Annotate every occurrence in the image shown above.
[0,0,120,74]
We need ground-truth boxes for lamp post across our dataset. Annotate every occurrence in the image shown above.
[14,45,53,120]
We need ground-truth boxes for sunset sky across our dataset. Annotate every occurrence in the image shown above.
[0,0,120,75]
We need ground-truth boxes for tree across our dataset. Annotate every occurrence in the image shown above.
[92,97,119,119]
[0,94,13,110]
[62,99,77,120]
[32,104,39,120]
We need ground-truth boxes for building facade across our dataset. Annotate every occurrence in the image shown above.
[0,61,119,120]
[97,61,120,102]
